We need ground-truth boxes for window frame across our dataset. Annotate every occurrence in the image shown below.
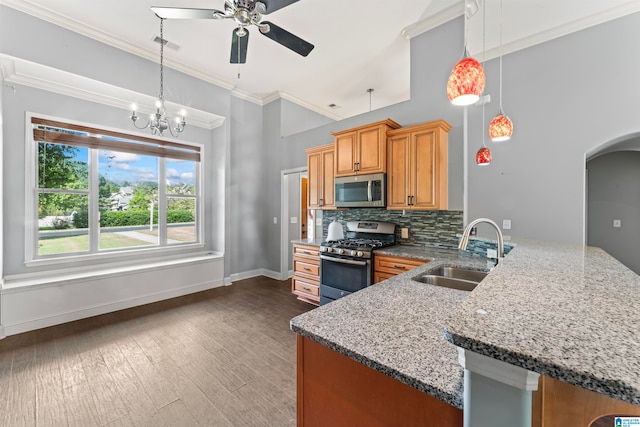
[25,112,205,267]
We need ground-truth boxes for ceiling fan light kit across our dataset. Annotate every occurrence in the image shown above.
[151,0,314,65]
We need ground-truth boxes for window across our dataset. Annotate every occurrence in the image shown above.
[29,116,202,260]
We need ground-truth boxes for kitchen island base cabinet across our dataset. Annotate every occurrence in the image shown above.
[374,254,427,284]
[532,375,640,427]
[297,336,462,426]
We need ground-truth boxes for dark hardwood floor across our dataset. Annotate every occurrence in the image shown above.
[0,277,313,426]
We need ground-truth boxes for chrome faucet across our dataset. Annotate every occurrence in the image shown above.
[458,218,504,261]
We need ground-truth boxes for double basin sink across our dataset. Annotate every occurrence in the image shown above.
[413,266,488,292]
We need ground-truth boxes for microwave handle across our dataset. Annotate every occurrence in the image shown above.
[367,181,373,202]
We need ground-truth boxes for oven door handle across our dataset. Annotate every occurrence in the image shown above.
[321,255,368,266]
[367,180,373,202]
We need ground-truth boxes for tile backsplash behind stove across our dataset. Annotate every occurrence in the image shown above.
[322,209,464,250]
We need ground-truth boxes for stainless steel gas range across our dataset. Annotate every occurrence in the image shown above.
[319,221,396,305]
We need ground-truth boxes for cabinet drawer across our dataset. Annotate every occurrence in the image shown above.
[293,278,320,297]
[374,255,427,275]
[294,259,320,277]
[294,244,320,260]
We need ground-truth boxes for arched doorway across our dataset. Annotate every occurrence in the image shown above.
[586,134,640,274]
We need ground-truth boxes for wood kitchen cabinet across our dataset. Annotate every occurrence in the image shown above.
[292,243,321,305]
[306,144,335,210]
[374,254,427,283]
[297,336,462,426]
[387,119,451,210]
[532,375,640,427]
[333,119,401,177]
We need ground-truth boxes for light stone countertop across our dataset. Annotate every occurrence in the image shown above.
[443,240,640,406]
[291,237,325,246]
[290,245,489,409]
[290,240,640,408]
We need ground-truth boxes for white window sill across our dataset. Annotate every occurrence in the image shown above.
[4,249,223,292]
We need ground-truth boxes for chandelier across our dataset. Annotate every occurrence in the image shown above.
[131,18,186,137]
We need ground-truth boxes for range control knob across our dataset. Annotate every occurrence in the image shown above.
[350,250,357,256]
[357,251,364,257]
[338,248,345,255]
[327,247,334,253]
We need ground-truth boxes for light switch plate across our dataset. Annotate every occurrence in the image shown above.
[614,219,621,228]
[502,219,511,230]
[290,217,298,224]
[273,217,278,224]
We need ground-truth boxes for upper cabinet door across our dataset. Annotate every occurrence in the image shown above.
[386,134,411,209]
[356,125,386,174]
[333,119,400,177]
[411,130,438,209]
[334,132,357,176]
[386,120,450,211]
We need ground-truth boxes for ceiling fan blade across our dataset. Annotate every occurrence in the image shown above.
[259,22,314,57]
[257,0,300,14]
[151,7,226,19]
[230,28,249,64]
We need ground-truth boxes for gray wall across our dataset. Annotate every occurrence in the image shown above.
[4,3,640,282]
[467,12,640,244]
[587,151,640,274]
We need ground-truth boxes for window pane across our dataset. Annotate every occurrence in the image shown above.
[167,197,196,244]
[38,194,89,255]
[166,159,196,195]
[98,149,159,250]
[38,143,88,189]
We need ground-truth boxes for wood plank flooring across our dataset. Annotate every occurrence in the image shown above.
[0,277,313,426]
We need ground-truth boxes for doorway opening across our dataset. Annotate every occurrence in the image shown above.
[585,133,640,274]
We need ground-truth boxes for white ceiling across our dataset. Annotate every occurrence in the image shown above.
[2,0,640,120]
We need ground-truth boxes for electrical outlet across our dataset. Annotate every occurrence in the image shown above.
[613,219,621,228]
[316,217,322,226]
[401,228,409,239]
[502,219,511,230]
[487,249,498,259]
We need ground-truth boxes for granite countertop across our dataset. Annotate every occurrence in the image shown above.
[290,245,489,409]
[291,237,325,246]
[443,240,640,406]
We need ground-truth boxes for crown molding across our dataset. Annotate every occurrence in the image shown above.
[0,0,236,91]
[402,1,640,61]
[0,54,225,129]
[230,89,341,121]
[402,3,465,40]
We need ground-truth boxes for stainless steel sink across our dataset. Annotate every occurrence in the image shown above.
[413,267,488,291]
[431,266,488,283]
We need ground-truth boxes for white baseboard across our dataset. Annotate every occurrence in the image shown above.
[2,279,224,337]
[0,325,5,340]
[229,268,287,283]
[287,269,294,279]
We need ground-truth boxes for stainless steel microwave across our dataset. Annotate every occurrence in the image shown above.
[334,173,386,208]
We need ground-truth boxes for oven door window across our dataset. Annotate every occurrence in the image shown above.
[321,258,370,292]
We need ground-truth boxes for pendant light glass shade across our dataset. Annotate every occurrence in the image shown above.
[489,112,513,141]
[476,146,491,165]
[447,55,486,106]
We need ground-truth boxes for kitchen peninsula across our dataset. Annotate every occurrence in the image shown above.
[290,240,640,426]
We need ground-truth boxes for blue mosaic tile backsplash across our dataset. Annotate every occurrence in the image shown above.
[322,209,514,258]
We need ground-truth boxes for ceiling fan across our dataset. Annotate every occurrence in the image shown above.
[151,0,315,64]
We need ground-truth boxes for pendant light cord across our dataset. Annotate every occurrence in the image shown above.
[498,0,504,113]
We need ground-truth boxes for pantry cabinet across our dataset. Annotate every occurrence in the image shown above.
[333,119,401,177]
[306,144,335,210]
[387,120,451,210]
